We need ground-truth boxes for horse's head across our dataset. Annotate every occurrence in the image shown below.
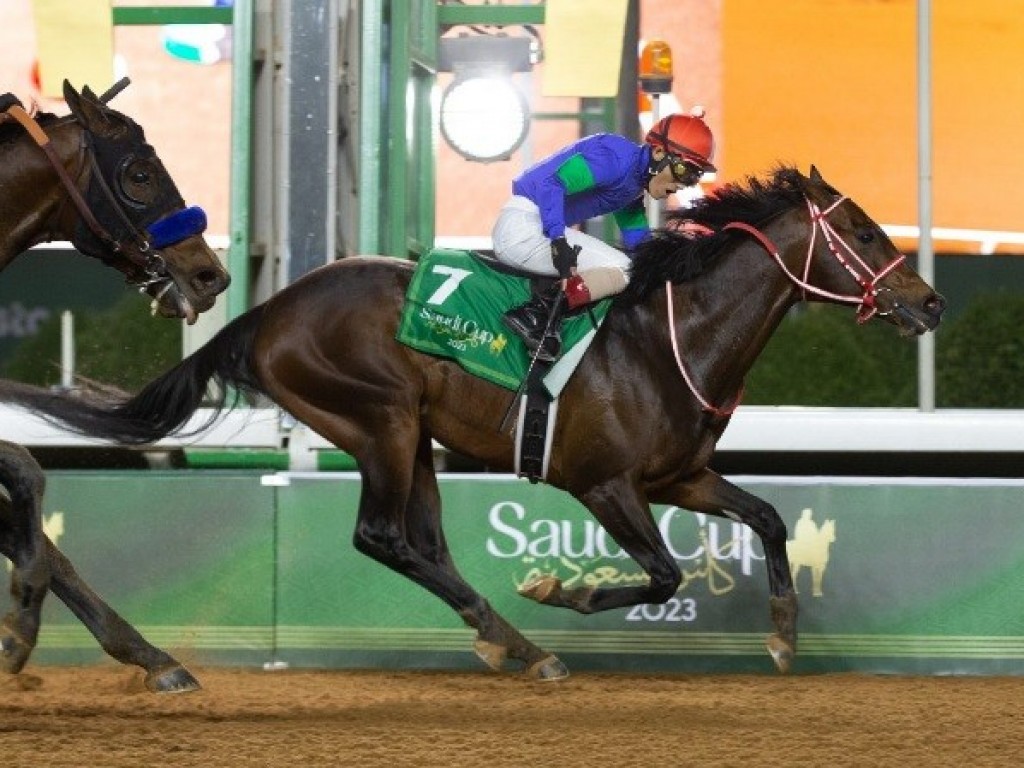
[822,519,836,543]
[628,166,944,339]
[790,166,945,336]
[61,81,229,324]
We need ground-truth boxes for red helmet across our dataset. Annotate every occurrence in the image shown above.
[645,108,716,172]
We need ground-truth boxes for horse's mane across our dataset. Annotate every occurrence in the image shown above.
[619,165,814,304]
[0,95,61,144]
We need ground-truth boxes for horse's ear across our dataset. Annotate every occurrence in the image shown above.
[63,79,122,138]
[805,164,842,200]
[62,80,82,111]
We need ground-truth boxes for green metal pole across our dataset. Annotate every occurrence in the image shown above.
[437,4,544,26]
[358,0,384,255]
[111,4,249,317]
[413,0,438,255]
[112,6,233,25]
[227,0,253,319]
[387,2,411,256]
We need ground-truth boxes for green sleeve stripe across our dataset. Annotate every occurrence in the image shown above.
[555,154,596,194]
[614,205,647,233]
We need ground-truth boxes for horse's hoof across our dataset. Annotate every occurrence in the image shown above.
[0,628,33,675]
[526,654,569,681]
[473,638,508,672]
[766,633,794,674]
[144,664,202,694]
[518,576,560,604]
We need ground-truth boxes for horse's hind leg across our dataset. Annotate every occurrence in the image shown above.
[353,428,567,680]
[402,437,567,679]
[0,496,200,692]
[0,442,49,673]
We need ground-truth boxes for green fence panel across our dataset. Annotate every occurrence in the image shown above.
[274,474,1024,675]
[31,471,276,666]
[16,471,1024,675]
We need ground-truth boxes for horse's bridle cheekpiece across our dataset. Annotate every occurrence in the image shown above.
[723,195,906,323]
[667,193,906,416]
[1,79,207,297]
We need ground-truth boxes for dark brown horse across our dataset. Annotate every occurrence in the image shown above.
[0,80,229,691]
[6,166,943,680]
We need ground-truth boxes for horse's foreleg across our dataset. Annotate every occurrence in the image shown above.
[652,468,798,673]
[353,429,567,681]
[0,443,49,673]
[0,496,200,692]
[44,537,201,693]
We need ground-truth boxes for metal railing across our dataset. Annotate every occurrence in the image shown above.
[113,3,253,320]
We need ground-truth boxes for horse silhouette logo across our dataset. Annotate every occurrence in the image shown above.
[787,508,835,597]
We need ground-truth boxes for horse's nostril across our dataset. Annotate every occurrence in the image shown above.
[925,293,946,315]
[193,270,231,294]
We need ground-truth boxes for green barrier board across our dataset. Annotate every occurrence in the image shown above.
[31,471,276,666]
[21,471,1024,675]
[274,474,1024,675]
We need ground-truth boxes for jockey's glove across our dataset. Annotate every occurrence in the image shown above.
[551,236,579,279]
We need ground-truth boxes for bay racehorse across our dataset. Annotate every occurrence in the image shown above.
[4,165,943,679]
[0,79,229,691]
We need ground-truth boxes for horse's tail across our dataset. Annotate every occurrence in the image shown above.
[0,305,267,445]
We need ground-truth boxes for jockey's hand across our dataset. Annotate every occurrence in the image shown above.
[551,236,579,280]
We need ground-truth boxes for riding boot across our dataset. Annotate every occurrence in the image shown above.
[502,286,563,362]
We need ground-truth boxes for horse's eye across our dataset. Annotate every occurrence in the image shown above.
[115,158,160,208]
[857,229,875,244]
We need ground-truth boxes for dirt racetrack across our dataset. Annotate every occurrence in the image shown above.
[1,666,1022,767]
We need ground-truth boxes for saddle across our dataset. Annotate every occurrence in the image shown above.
[470,250,564,302]
[396,248,612,483]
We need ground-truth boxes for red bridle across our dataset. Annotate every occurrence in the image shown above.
[724,195,906,323]
[666,194,907,417]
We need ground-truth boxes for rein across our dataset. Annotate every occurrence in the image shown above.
[665,280,743,418]
[665,193,905,416]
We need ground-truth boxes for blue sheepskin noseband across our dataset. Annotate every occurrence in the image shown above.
[146,205,208,249]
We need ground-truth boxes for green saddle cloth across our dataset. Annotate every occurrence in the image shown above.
[396,248,610,391]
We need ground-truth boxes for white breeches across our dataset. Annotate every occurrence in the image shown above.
[491,196,632,279]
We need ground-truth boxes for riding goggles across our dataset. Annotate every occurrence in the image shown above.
[651,153,704,186]
[667,155,705,186]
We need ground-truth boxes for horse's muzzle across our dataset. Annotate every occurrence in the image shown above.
[876,290,945,336]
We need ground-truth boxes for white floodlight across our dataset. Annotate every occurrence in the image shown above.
[438,34,534,163]
[439,74,529,162]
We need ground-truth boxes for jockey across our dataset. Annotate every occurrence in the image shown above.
[493,107,716,361]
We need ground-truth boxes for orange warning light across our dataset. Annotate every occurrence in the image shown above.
[639,39,673,94]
